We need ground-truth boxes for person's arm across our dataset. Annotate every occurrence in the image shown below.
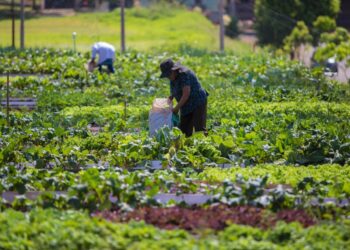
[90,45,97,63]
[173,86,190,114]
[169,85,173,101]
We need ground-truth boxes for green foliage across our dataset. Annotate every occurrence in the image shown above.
[1,162,350,214]
[283,21,312,53]
[314,27,350,79]
[320,27,350,45]
[0,17,349,248]
[199,164,350,198]
[0,209,193,250]
[211,175,295,210]
[0,209,349,249]
[255,0,340,46]
[0,5,251,53]
[0,49,349,246]
[312,16,337,46]
[1,49,350,168]
[314,40,350,65]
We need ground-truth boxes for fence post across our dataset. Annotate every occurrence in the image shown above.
[219,0,225,52]
[120,0,126,52]
[41,0,45,11]
[6,73,10,126]
[74,0,79,11]
[11,0,15,48]
[20,0,25,49]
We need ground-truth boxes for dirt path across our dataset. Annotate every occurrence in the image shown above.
[40,9,76,17]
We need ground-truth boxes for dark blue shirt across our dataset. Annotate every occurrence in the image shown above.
[170,68,207,116]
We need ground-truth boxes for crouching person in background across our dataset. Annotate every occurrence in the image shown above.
[89,42,116,74]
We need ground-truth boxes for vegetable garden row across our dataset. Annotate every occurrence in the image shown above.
[0,48,350,249]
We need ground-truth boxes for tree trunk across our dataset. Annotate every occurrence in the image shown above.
[95,0,100,9]
[74,0,80,10]
[134,0,141,7]
[40,0,45,11]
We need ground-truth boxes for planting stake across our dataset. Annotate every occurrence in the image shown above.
[82,68,87,93]
[124,98,127,122]
[72,32,77,52]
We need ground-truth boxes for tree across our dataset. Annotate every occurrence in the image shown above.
[254,0,340,47]
[314,26,350,82]
[320,27,350,45]
[312,16,336,46]
[283,21,312,60]
[315,27,350,60]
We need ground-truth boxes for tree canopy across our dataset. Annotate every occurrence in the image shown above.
[254,0,340,46]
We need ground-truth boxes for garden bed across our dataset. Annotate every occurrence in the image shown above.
[94,205,316,231]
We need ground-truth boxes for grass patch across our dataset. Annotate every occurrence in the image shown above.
[0,5,252,54]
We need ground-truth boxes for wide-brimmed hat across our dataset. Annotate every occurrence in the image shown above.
[159,59,182,78]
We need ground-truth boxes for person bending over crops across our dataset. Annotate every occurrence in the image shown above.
[89,42,116,73]
[160,59,208,137]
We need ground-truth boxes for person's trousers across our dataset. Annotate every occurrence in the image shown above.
[179,101,207,137]
[98,59,115,73]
